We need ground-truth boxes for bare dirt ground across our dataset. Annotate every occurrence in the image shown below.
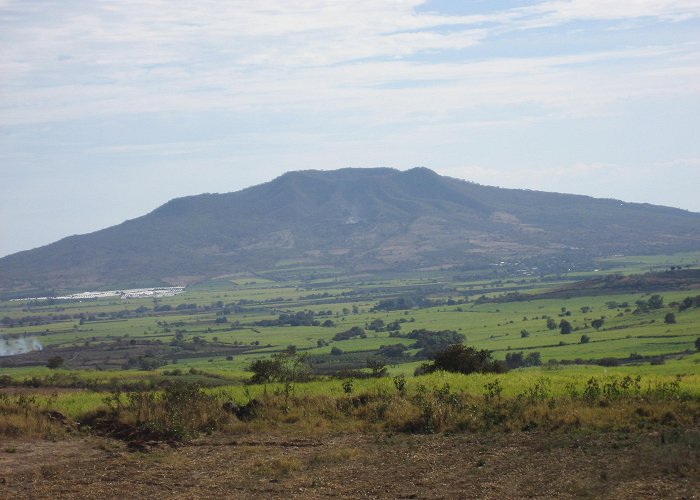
[1,429,698,499]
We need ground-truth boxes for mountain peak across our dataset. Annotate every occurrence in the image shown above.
[1,168,699,294]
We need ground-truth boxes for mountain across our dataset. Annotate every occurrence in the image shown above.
[1,167,699,294]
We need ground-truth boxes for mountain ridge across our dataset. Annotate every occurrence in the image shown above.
[1,167,699,294]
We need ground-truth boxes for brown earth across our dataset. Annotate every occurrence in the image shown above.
[1,429,698,499]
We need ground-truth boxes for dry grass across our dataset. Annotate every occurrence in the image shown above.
[307,446,362,465]
[1,430,698,499]
[3,375,698,444]
[0,393,69,438]
[251,456,304,477]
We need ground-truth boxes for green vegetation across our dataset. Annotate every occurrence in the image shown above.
[1,254,699,443]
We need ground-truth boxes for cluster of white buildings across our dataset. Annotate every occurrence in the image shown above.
[12,287,185,302]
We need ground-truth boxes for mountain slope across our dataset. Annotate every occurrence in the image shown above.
[2,167,699,293]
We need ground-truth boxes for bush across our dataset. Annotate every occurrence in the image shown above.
[664,313,676,324]
[559,320,572,335]
[333,327,366,341]
[367,359,387,377]
[105,382,228,441]
[679,295,700,311]
[407,329,466,358]
[420,344,506,375]
[46,356,64,369]
[505,351,541,369]
[378,344,408,358]
[580,334,590,344]
[248,352,310,384]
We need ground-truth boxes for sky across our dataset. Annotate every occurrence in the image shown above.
[1,0,699,257]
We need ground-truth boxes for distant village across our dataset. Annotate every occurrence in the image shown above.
[11,286,185,302]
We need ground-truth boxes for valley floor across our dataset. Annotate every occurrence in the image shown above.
[1,429,698,499]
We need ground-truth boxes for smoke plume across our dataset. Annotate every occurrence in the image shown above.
[0,336,43,356]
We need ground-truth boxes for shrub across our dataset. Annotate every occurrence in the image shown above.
[407,329,466,358]
[420,344,506,375]
[46,356,64,369]
[559,320,572,335]
[248,352,310,384]
[378,343,408,358]
[505,351,541,369]
[367,359,388,377]
[679,295,700,311]
[333,327,366,341]
[107,382,228,441]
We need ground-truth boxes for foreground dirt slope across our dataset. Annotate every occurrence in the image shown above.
[1,431,698,499]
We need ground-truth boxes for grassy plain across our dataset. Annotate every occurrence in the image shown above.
[0,253,700,426]
[1,254,700,497]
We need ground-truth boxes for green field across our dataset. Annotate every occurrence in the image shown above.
[1,252,699,423]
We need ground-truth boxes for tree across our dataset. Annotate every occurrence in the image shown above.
[46,356,64,369]
[546,318,557,330]
[591,318,605,331]
[559,319,572,335]
[580,334,590,344]
[367,359,388,377]
[520,329,529,338]
[664,312,676,324]
[378,343,408,358]
[695,337,700,351]
[333,326,366,341]
[248,352,310,384]
[420,344,506,375]
[679,295,700,311]
[408,329,466,358]
[505,351,524,369]
[525,351,542,366]
[386,321,402,331]
[505,351,541,369]
[367,318,385,331]
[249,358,283,383]
[648,295,664,309]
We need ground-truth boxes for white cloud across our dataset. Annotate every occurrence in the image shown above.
[2,0,700,126]
[1,1,700,256]
[518,0,700,24]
